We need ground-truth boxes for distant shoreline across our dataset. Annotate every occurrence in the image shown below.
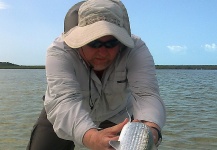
[0,62,217,70]
[0,62,45,69]
[155,65,217,70]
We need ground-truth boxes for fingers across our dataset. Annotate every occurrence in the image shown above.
[109,118,128,134]
[109,135,119,142]
[86,119,129,150]
[132,119,140,122]
[83,119,130,150]
[149,127,158,144]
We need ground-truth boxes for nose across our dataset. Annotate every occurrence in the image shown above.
[97,46,109,57]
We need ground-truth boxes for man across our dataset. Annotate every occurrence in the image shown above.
[27,0,166,149]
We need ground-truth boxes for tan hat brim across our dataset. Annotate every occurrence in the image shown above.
[63,21,134,48]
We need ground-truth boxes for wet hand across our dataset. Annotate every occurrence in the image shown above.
[83,118,128,150]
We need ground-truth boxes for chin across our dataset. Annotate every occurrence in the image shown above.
[92,65,109,71]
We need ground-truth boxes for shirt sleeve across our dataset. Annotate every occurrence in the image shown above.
[44,36,97,146]
[127,35,166,129]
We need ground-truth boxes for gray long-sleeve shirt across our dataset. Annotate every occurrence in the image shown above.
[44,34,166,147]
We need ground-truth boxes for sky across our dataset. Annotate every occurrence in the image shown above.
[0,0,217,65]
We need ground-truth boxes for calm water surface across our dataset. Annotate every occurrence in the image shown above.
[0,69,216,150]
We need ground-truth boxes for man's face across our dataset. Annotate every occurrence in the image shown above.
[79,35,121,71]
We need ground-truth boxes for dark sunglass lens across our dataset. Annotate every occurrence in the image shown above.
[87,39,119,48]
[104,39,119,48]
[88,40,102,48]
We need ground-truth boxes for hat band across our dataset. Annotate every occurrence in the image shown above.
[79,15,122,27]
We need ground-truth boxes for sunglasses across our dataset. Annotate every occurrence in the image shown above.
[87,39,120,48]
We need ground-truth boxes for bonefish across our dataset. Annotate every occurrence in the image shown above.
[109,111,157,150]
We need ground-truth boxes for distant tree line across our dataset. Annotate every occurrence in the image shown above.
[1,62,217,70]
[0,62,45,69]
[155,65,217,70]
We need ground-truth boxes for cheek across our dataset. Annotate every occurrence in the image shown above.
[79,48,96,60]
[86,51,96,60]
[109,49,119,59]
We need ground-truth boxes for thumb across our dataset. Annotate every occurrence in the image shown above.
[110,118,129,134]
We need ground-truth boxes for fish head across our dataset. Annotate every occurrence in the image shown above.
[109,122,157,150]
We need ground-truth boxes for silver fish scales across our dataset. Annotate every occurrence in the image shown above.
[109,122,157,150]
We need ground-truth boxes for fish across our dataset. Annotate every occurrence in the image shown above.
[109,122,157,150]
[109,111,157,150]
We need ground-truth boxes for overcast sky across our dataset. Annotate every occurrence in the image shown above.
[0,0,217,65]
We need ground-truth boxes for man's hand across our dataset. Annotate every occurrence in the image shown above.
[83,118,128,150]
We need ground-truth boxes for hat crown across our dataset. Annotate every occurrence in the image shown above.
[78,0,128,32]
[63,0,134,48]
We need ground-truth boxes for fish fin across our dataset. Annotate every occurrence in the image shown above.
[109,140,120,149]
[126,107,131,122]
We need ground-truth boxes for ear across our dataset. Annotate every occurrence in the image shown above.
[109,140,120,149]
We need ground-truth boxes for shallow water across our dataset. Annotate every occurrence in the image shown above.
[157,69,217,150]
[0,69,216,150]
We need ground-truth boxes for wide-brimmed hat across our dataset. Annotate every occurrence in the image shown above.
[63,0,134,48]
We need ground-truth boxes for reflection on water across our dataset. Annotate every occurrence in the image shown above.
[0,69,216,149]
